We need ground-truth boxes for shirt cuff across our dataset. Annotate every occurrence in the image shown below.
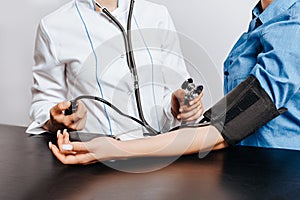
[26,106,52,134]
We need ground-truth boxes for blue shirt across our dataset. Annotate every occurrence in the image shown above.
[223,0,300,150]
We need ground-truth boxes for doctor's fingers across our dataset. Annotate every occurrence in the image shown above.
[52,115,75,131]
[179,105,204,121]
[186,106,204,121]
[173,89,186,102]
[181,92,203,107]
[49,105,74,128]
[51,113,83,131]
[190,92,203,105]
[64,115,87,131]
[51,101,71,115]
[66,105,86,123]
[180,100,202,113]
[73,101,87,119]
[67,101,87,129]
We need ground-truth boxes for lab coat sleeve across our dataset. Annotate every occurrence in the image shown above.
[250,20,300,108]
[159,7,191,132]
[26,20,68,134]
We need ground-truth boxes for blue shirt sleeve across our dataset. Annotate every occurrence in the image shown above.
[250,18,300,108]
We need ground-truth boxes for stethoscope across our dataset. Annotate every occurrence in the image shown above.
[95,0,160,135]
[68,0,209,137]
[68,0,158,136]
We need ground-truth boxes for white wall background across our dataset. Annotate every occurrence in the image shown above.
[0,0,257,127]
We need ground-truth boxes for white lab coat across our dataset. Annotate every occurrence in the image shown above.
[27,0,190,140]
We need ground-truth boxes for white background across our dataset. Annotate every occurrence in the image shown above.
[0,0,257,127]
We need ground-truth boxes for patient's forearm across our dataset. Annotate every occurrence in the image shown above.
[112,126,227,159]
[51,126,227,164]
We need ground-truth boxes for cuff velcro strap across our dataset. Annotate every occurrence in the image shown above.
[202,75,287,146]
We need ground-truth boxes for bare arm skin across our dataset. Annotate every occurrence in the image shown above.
[49,126,227,165]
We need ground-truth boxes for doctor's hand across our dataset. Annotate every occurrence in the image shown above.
[43,101,87,133]
[171,89,204,122]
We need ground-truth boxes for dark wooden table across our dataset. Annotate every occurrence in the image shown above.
[0,124,299,200]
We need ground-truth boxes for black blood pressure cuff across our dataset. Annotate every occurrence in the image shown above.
[202,75,287,146]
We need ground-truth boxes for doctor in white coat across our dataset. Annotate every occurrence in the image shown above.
[27,0,203,140]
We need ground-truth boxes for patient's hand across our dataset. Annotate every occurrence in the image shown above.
[171,89,204,122]
[49,129,117,165]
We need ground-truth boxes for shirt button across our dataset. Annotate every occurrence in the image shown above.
[224,71,229,76]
